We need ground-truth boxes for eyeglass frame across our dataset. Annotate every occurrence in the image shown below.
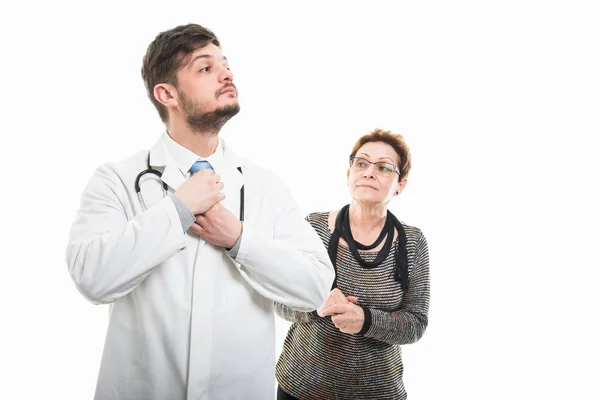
[349,156,401,178]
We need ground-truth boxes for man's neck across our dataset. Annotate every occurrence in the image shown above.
[167,120,220,158]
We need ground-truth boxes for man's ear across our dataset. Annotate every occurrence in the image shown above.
[153,83,178,107]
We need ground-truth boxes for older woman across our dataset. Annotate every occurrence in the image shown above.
[275,128,430,400]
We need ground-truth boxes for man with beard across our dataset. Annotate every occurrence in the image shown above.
[65,23,335,400]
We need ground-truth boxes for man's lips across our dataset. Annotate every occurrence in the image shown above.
[219,87,237,96]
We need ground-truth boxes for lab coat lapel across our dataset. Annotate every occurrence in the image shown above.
[147,136,244,199]
[148,136,186,191]
[220,140,245,218]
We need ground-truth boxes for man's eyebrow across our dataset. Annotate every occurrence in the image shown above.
[190,54,213,64]
[191,54,228,64]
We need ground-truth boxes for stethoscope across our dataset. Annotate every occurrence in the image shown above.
[134,153,245,221]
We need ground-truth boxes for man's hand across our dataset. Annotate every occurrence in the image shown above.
[320,302,365,334]
[175,169,224,215]
[190,203,242,248]
[317,288,358,317]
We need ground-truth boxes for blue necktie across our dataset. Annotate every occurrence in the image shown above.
[190,160,213,173]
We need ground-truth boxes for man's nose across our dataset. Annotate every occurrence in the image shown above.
[219,65,233,82]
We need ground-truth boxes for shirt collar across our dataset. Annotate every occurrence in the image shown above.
[162,131,224,176]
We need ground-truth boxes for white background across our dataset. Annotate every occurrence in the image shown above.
[1,1,599,399]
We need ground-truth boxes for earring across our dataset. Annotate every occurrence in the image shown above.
[395,191,399,195]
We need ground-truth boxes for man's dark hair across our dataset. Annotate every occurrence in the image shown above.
[141,24,220,122]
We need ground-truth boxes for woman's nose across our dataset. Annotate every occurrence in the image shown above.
[361,165,375,178]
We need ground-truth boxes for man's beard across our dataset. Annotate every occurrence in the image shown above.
[180,92,240,135]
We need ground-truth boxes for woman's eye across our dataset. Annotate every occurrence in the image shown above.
[200,67,210,72]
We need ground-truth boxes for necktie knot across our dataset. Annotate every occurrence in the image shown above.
[190,160,213,173]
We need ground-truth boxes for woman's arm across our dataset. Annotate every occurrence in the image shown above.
[358,230,430,345]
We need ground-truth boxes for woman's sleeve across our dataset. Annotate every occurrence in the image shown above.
[357,230,430,345]
[274,302,321,323]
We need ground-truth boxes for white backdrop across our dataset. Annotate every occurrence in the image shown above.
[1,1,599,399]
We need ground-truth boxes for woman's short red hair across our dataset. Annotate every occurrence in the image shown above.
[349,128,412,180]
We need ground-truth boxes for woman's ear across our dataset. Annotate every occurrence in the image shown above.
[395,178,408,195]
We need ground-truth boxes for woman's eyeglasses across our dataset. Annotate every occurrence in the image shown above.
[350,157,400,177]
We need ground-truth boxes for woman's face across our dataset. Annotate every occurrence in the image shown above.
[347,141,407,206]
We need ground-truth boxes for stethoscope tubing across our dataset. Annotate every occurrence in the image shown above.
[135,153,244,221]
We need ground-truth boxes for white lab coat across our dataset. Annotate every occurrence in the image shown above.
[66,134,335,400]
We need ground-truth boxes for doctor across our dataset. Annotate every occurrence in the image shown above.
[65,23,335,400]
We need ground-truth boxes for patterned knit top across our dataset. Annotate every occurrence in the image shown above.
[275,211,430,400]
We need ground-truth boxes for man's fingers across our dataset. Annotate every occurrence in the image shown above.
[203,202,234,220]
[195,214,207,226]
[347,296,359,303]
[193,169,215,178]
[189,222,205,237]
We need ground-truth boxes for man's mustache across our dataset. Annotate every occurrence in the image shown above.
[216,84,237,97]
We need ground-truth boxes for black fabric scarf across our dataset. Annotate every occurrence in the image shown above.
[327,204,409,291]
